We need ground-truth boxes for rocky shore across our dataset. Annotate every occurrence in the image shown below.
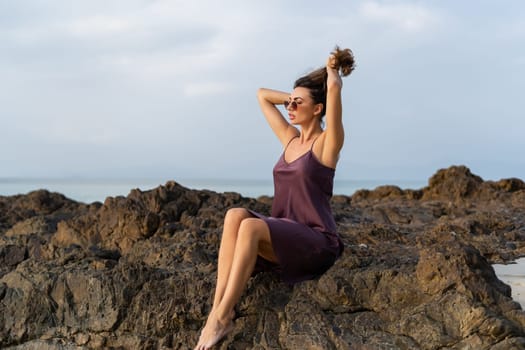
[1,165,525,349]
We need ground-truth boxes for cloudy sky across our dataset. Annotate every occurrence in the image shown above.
[1,0,524,184]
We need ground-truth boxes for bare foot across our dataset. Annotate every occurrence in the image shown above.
[194,311,234,350]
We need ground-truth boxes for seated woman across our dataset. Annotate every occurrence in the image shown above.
[195,46,355,350]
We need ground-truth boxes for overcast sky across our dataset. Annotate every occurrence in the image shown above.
[1,0,524,183]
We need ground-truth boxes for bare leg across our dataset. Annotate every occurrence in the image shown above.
[211,208,252,310]
[215,218,276,318]
[196,208,249,337]
[195,217,277,350]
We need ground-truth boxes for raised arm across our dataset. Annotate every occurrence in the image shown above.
[318,47,355,169]
[321,55,345,167]
[257,88,299,146]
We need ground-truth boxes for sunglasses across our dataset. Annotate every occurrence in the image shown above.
[283,100,303,110]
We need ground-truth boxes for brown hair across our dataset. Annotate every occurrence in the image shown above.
[294,46,355,117]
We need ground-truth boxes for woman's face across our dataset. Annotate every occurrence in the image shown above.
[286,87,321,125]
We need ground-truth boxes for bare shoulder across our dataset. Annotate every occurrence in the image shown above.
[312,132,327,155]
[313,132,341,169]
[282,126,300,147]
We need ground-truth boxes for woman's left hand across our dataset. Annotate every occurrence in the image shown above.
[326,54,338,71]
[326,54,342,87]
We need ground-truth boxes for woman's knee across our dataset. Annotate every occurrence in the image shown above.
[238,218,269,242]
[223,208,252,239]
[237,218,276,261]
[224,208,251,224]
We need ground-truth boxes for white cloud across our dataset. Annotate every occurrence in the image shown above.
[515,56,525,65]
[183,81,234,97]
[1,0,525,181]
[46,121,121,145]
[67,15,134,37]
[359,1,440,32]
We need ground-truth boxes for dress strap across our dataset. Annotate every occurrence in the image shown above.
[285,136,298,151]
[310,135,321,151]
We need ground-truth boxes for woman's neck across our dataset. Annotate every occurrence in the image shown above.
[299,122,323,144]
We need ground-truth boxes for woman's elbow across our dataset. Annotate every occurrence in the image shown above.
[257,87,267,99]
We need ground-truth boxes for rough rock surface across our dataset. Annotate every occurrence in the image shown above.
[0,165,524,349]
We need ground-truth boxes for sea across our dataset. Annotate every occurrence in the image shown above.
[493,258,525,309]
[0,178,427,204]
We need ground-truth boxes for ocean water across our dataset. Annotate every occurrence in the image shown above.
[0,178,427,204]
[493,258,525,309]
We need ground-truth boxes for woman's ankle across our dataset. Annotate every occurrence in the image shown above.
[215,307,234,325]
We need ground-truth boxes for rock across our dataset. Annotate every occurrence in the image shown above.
[492,178,525,193]
[0,190,85,234]
[5,216,55,237]
[0,166,524,349]
[422,165,484,201]
[0,245,27,267]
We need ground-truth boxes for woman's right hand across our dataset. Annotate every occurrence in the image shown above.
[257,88,298,146]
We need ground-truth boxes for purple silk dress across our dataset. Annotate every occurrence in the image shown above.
[249,137,344,284]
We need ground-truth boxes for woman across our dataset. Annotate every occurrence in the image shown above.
[195,47,355,350]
